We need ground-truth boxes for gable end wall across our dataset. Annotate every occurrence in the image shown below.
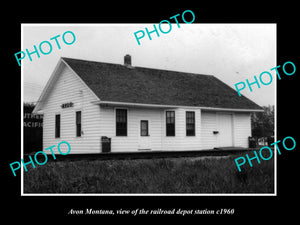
[42,64,102,154]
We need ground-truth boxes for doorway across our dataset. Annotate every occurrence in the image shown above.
[217,113,233,147]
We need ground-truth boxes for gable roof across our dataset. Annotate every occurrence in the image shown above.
[59,57,262,111]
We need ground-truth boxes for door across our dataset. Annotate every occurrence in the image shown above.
[217,113,233,147]
[138,120,151,150]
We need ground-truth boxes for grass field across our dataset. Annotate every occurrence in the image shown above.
[23,154,274,194]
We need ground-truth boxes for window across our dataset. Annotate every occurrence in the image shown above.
[186,111,195,136]
[116,109,127,136]
[166,111,175,136]
[76,111,81,137]
[55,114,60,138]
[140,120,149,136]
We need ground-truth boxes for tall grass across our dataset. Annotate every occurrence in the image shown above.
[23,155,274,194]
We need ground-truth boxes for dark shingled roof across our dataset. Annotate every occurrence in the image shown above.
[62,57,262,110]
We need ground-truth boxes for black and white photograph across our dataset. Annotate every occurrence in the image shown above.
[5,4,298,221]
[21,23,276,194]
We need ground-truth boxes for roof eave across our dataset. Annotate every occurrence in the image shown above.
[32,57,101,114]
[94,100,264,112]
[32,58,65,114]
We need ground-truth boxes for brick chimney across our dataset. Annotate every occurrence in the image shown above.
[124,54,132,67]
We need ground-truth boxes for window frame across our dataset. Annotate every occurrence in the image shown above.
[76,111,81,137]
[55,114,60,138]
[116,108,128,136]
[140,120,149,136]
[186,111,195,136]
[166,111,175,136]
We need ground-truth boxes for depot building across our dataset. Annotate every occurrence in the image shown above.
[33,55,263,154]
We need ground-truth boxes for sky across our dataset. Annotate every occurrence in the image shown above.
[22,23,276,106]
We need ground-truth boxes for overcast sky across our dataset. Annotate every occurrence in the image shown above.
[22,23,276,106]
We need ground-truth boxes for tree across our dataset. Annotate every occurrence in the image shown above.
[251,105,274,138]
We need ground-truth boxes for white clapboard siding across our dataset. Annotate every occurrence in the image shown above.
[99,107,202,152]
[171,108,201,151]
[161,108,183,151]
[100,107,163,152]
[42,64,101,154]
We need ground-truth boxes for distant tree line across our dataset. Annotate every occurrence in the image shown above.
[251,105,274,138]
